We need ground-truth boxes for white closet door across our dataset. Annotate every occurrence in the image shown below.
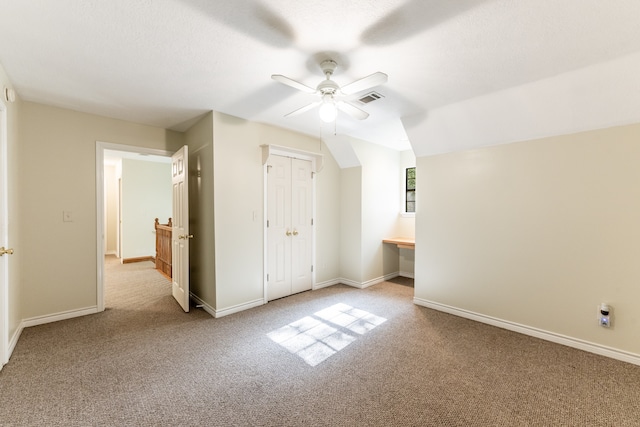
[267,155,292,301]
[266,155,313,301]
[290,158,313,294]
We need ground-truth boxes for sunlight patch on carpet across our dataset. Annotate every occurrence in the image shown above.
[267,303,387,366]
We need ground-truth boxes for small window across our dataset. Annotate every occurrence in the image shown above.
[406,167,416,213]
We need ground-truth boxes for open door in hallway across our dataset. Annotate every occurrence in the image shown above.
[171,146,190,312]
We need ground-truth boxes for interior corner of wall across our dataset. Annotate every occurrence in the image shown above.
[323,135,361,169]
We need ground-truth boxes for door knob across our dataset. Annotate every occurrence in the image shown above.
[292,230,299,236]
[285,230,292,236]
[178,234,194,240]
[0,247,14,256]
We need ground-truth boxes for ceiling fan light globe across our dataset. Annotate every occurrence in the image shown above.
[319,102,337,122]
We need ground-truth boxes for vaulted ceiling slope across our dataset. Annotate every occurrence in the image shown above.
[1,0,640,154]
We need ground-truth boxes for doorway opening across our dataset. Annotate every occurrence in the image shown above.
[95,142,173,312]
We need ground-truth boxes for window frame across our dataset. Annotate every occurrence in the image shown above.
[405,166,416,214]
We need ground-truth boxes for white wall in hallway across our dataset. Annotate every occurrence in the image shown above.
[120,159,171,260]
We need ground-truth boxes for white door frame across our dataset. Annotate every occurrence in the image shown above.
[95,141,172,312]
[262,145,322,304]
[0,99,8,367]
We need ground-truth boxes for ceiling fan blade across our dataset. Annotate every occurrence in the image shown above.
[337,101,369,120]
[271,74,317,94]
[340,72,388,95]
[284,101,322,117]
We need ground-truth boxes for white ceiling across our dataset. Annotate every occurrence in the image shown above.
[2,0,640,153]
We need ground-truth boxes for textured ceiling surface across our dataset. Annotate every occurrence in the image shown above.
[1,0,640,152]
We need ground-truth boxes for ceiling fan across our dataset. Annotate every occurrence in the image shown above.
[272,59,388,122]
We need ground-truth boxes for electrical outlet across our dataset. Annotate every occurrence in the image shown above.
[598,303,612,328]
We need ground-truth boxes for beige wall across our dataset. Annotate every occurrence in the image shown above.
[339,166,362,283]
[337,138,411,284]
[314,141,342,286]
[18,102,183,319]
[415,123,640,356]
[186,111,342,313]
[212,113,265,310]
[352,139,402,283]
[211,112,341,311]
[185,112,216,308]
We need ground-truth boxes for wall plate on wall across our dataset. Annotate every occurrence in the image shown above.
[4,87,16,103]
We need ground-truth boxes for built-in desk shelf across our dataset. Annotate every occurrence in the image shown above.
[382,237,415,250]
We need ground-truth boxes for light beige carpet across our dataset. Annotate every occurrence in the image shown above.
[0,258,639,426]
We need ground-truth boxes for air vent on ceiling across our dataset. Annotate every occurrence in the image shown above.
[358,91,384,104]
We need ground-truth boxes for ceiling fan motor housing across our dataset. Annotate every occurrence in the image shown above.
[317,79,339,95]
[320,59,338,75]
[318,60,340,95]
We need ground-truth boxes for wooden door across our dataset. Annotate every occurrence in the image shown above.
[171,146,190,312]
[266,155,313,301]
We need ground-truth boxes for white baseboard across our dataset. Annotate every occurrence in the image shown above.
[190,293,215,317]
[313,279,341,290]
[338,278,364,289]
[216,299,264,318]
[399,271,415,279]
[341,272,400,289]
[21,306,99,329]
[190,293,264,319]
[7,323,24,363]
[414,297,640,367]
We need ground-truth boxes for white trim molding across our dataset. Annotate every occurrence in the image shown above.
[215,299,264,318]
[313,279,342,290]
[21,306,99,329]
[8,323,22,360]
[341,272,399,289]
[190,293,215,318]
[261,144,324,172]
[95,141,173,313]
[414,297,640,367]
[190,293,264,319]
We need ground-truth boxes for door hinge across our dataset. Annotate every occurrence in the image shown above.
[311,265,314,272]
[267,165,272,173]
[267,274,269,282]
[311,171,315,179]
[267,220,270,227]
[311,218,313,226]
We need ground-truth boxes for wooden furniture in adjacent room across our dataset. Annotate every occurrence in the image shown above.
[155,217,172,279]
